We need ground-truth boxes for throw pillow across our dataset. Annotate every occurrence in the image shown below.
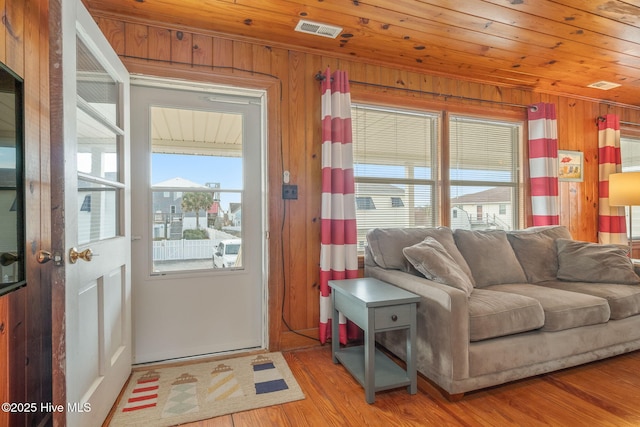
[453,229,528,287]
[507,226,573,283]
[366,227,474,283]
[556,239,640,285]
[403,237,474,296]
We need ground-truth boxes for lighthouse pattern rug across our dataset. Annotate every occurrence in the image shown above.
[110,353,304,427]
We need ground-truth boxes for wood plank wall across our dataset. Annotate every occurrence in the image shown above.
[0,296,8,427]
[0,0,52,426]
[93,15,640,350]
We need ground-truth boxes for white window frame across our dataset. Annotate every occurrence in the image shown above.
[449,114,522,231]
[620,135,640,239]
[351,103,440,252]
[351,102,524,252]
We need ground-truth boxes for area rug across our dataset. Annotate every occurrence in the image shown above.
[109,352,304,427]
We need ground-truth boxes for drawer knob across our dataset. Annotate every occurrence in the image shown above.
[391,314,398,322]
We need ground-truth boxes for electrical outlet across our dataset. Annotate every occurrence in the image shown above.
[282,184,298,200]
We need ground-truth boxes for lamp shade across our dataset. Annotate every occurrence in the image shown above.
[609,172,640,206]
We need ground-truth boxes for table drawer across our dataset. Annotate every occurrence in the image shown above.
[374,304,412,329]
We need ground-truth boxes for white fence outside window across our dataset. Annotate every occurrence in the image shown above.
[153,239,216,261]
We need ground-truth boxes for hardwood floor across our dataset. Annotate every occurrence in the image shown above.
[176,345,640,427]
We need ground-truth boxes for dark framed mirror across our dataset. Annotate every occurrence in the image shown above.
[0,63,25,295]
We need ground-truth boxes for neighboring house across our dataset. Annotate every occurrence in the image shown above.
[205,182,222,217]
[450,206,472,230]
[152,177,211,238]
[450,187,513,230]
[355,183,409,249]
[228,202,242,227]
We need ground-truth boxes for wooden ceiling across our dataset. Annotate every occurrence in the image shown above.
[84,0,640,107]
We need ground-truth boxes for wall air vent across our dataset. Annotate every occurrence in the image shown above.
[587,81,621,90]
[295,20,343,39]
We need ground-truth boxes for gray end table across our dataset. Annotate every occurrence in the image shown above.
[329,277,420,404]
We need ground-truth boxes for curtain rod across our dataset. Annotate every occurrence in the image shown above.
[314,72,532,110]
[596,116,640,127]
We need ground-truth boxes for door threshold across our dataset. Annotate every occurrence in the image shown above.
[131,346,266,370]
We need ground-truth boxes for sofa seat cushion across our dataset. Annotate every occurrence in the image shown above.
[484,284,610,331]
[469,289,544,341]
[454,229,527,287]
[507,226,572,283]
[366,227,474,282]
[538,280,640,320]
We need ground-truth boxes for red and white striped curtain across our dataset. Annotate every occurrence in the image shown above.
[527,102,559,226]
[598,114,627,244]
[319,68,358,345]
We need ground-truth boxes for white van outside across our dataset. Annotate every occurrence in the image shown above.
[213,239,241,268]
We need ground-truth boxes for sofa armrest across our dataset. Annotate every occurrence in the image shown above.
[364,264,470,384]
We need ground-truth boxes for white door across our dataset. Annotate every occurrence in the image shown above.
[61,2,131,425]
[130,79,266,363]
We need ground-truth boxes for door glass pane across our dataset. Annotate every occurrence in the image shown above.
[150,106,243,273]
[76,108,119,180]
[77,36,118,125]
[76,34,122,243]
[78,179,118,244]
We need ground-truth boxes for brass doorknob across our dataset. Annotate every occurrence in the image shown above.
[69,247,93,264]
[36,250,52,264]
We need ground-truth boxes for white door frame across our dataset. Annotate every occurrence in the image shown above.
[130,76,269,363]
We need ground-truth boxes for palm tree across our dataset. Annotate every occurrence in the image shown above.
[181,192,214,229]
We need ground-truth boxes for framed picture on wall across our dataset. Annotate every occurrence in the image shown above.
[558,150,584,182]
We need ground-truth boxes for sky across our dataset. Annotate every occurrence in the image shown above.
[151,153,242,187]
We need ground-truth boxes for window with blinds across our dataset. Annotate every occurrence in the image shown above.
[620,136,640,238]
[351,104,439,250]
[621,137,640,171]
[351,105,523,252]
[449,116,521,231]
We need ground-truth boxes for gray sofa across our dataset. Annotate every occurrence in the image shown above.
[364,225,640,398]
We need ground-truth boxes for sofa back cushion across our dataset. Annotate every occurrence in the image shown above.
[507,226,572,282]
[454,229,527,286]
[556,238,640,285]
[403,237,474,296]
[366,227,474,282]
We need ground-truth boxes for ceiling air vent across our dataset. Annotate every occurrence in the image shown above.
[587,81,621,90]
[295,19,343,39]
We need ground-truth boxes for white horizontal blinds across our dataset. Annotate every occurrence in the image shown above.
[449,116,520,231]
[620,136,640,238]
[621,137,640,172]
[352,105,436,179]
[351,104,439,250]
